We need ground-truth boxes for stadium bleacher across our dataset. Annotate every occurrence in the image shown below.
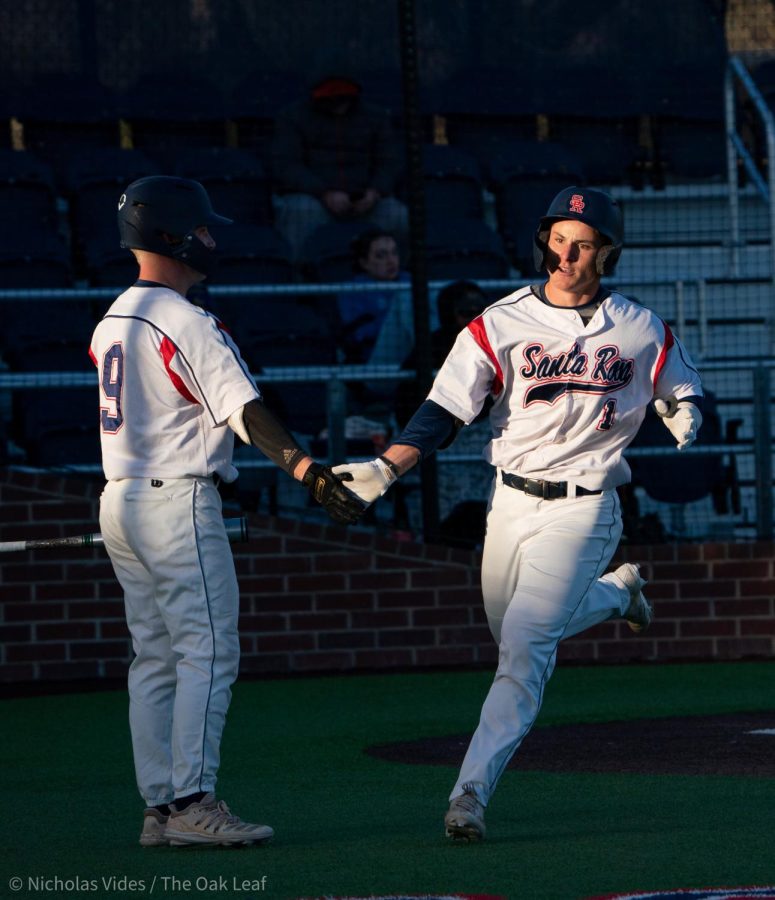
[0,8,771,541]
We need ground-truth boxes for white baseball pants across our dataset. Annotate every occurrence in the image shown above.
[450,475,629,805]
[100,476,239,807]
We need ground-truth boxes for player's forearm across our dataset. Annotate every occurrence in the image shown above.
[231,399,310,478]
[377,399,463,475]
[387,399,462,467]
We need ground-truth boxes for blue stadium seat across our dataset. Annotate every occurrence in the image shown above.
[426,66,541,118]
[66,147,161,277]
[237,304,338,437]
[174,148,273,226]
[487,140,585,271]
[12,386,100,469]
[424,66,539,167]
[421,144,485,223]
[81,232,140,288]
[119,73,227,156]
[12,74,120,183]
[653,117,727,182]
[640,59,726,183]
[0,226,72,291]
[213,224,295,287]
[628,390,740,514]
[425,218,510,280]
[0,149,59,232]
[300,220,374,282]
[2,295,94,370]
[547,117,643,185]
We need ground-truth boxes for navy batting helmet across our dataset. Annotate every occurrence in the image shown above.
[117,175,232,277]
[533,186,624,276]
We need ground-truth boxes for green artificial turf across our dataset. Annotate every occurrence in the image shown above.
[2,662,774,900]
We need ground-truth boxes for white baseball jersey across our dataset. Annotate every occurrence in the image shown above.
[428,285,702,491]
[90,284,260,482]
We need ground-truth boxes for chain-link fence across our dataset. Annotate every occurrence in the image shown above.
[0,0,773,545]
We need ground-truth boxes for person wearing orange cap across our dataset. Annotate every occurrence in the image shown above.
[271,70,408,259]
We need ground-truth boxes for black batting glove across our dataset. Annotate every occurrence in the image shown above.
[302,463,367,525]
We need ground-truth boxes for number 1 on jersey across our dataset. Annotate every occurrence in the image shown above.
[100,343,124,433]
[597,398,617,431]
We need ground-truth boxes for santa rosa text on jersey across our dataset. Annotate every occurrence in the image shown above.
[520,341,634,405]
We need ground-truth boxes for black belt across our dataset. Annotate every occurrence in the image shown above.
[501,471,603,500]
[149,474,221,488]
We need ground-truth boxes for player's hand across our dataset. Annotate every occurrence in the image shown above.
[331,457,398,506]
[654,397,702,450]
[302,463,367,525]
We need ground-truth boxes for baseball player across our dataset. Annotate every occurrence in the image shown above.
[90,176,361,848]
[334,186,703,841]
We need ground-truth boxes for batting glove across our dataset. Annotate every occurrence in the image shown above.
[302,463,367,525]
[331,456,399,506]
[654,397,703,450]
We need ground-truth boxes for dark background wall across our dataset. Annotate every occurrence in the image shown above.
[0,0,727,118]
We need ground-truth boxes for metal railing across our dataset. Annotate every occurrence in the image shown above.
[0,274,773,540]
[726,55,775,280]
[0,357,772,539]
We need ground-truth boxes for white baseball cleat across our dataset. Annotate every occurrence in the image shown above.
[444,785,486,842]
[164,794,273,846]
[139,808,169,847]
[614,563,652,632]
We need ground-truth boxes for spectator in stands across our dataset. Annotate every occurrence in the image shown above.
[395,280,492,543]
[395,280,490,427]
[270,67,408,258]
[337,228,410,364]
[399,279,490,394]
[330,228,411,428]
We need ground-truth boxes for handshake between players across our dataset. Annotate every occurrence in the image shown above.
[307,456,401,526]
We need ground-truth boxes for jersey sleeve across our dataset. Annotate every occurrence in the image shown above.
[652,322,703,403]
[426,320,498,424]
[164,314,260,425]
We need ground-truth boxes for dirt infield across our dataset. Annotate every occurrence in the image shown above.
[366,712,775,776]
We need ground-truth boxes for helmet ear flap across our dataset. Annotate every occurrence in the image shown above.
[532,227,550,272]
[596,245,612,275]
[596,244,621,276]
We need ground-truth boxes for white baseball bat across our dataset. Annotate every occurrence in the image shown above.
[0,516,249,553]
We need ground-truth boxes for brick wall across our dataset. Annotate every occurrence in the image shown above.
[1,470,773,686]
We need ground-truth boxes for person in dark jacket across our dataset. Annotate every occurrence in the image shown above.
[395,280,490,427]
[271,69,408,258]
